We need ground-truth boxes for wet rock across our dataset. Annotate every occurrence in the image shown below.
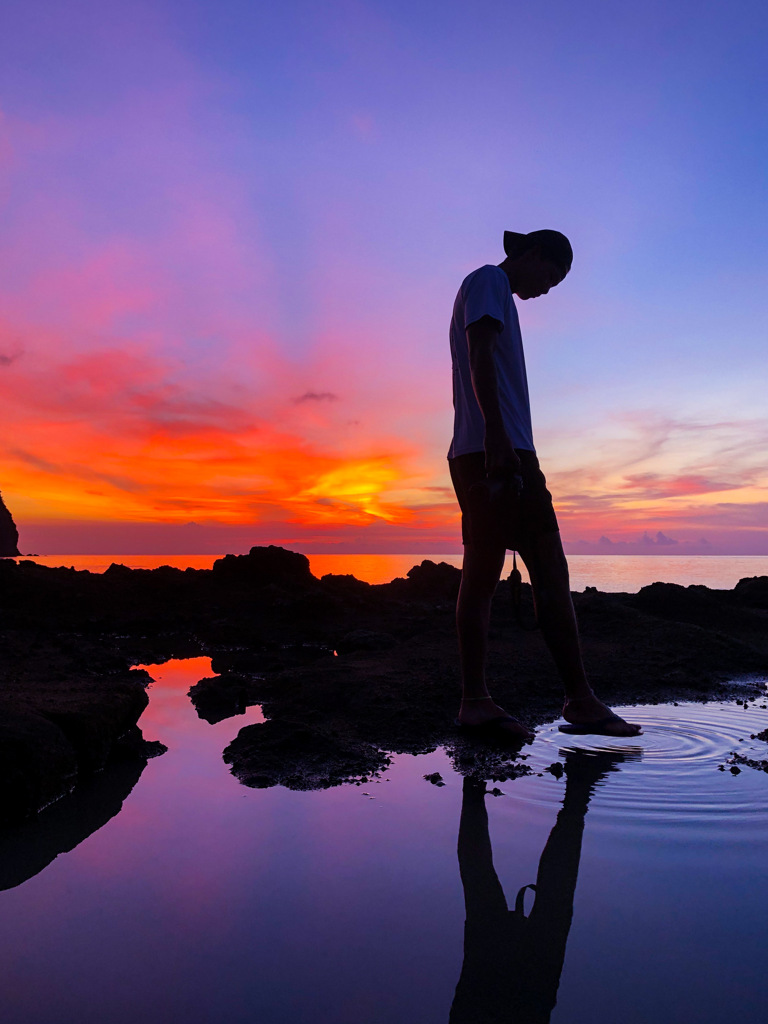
[189,674,261,724]
[445,738,534,783]
[423,772,445,786]
[730,752,768,773]
[223,719,391,790]
[0,491,20,556]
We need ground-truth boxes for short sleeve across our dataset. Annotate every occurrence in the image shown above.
[462,266,506,330]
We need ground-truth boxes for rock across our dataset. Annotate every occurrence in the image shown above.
[223,719,391,790]
[338,630,397,653]
[382,560,461,601]
[0,651,150,824]
[0,709,79,826]
[189,674,260,725]
[630,582,731,628]
[734,576,768,609]
[211,545,313,587]
[2,545,767,806]
[0,491,20,556]
[423,772,445,786]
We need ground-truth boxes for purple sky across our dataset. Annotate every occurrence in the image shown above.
[1,0,767,553]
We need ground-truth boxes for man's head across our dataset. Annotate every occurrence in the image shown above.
[500,229,573,300]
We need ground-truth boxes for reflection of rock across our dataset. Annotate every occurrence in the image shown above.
[0,491,20,556]
[224,719,390,790]
[0,662,150,826]
[0,754,152,891]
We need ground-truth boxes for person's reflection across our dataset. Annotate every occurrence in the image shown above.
[450,750,627,1023]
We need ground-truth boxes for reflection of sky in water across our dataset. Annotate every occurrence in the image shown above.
[0,660,767,1023]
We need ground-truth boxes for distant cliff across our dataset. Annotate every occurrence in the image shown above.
[0,491,20,556]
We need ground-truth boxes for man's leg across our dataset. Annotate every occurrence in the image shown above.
[456,542,533,737]
[517,531,641,737]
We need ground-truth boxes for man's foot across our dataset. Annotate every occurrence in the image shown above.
[561,695,642,737]
[457,697,535,740]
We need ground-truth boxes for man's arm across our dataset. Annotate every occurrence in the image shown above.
[466,316,521,476]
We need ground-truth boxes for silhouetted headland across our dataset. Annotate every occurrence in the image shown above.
[1,546,767,818]
[0,491,20,556]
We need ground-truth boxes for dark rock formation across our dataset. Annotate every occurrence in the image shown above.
[211,544,313,587]
[0,639,152,826]
[734,576,768,610]
[188,674,261,725]
[1,546,767,808]
[224,719,391,790]
[0,490,20,556]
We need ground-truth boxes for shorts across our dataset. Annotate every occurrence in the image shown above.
[448,450,560,550]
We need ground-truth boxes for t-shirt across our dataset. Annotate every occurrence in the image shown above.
[448,264,535,459]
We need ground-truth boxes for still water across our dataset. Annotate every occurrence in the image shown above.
[13,553,768,590]
[2,658,768,1023]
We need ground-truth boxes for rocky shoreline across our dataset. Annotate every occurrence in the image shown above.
[1,546,767,820]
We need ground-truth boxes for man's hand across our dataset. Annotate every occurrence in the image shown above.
[484,428,521,478]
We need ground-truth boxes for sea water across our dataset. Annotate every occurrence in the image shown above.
[1,658,768,1024]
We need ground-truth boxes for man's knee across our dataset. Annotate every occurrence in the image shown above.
[460,545,505,594]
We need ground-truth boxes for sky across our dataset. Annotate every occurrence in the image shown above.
[1,0,767,554]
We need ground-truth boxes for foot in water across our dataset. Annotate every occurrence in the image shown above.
[456,697,535,741]
[560,695,642,737]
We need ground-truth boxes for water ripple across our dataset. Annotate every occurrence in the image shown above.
[520,699,768,830]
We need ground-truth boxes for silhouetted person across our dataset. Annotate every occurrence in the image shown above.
[450,751,627,1023]
[449,230,641,739]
